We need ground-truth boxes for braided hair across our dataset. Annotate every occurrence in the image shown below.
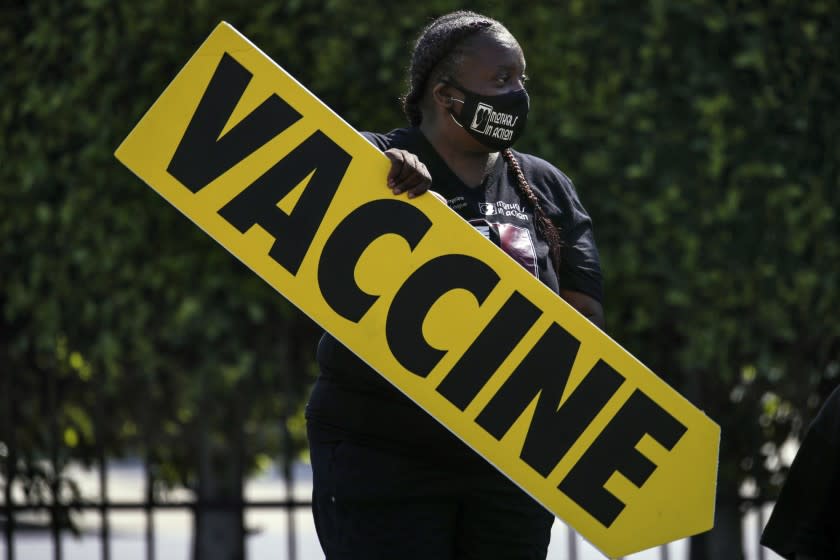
[402,11,563,274]
[402,11,493,127]
[501,149,563,274]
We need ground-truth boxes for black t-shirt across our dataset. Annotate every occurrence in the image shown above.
[306,127,603,464]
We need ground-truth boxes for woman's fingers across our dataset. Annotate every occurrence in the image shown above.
[384,149,432,198]
[385,149,409,188]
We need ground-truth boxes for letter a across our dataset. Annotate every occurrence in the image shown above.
[167,53,302,192]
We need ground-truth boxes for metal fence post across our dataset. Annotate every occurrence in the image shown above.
[281,390,297,560]
[567,525,577,560]
[3,352,15,560]
[756,505,765,560]
[144,456,155,560]
[48,363,62,560]
[96,380,110,560]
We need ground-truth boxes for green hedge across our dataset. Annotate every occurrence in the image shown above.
[3,1,839,550]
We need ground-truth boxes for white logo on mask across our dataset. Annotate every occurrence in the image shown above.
[471,103,494,132]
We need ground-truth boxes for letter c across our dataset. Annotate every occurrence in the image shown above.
[386,254,500,378]
[318,199,432,322]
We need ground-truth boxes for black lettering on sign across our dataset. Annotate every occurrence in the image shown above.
[218,131,352,275]
[167,53,303,192]
[436,291,542,410]
[475,323,624,477]
[318,199,432,323]
[558,390,688,527]
[386,255,499,378]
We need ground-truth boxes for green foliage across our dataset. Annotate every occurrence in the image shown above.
[524,1,840,507]
[2,0,839,541]
[1,2,321,494]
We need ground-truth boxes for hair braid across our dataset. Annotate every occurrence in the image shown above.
[502,149,563,275]
[402,12,499,126]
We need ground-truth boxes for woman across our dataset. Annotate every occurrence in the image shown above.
[306,10,604,559]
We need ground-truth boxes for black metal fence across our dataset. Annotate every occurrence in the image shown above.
[2,472,310,560]
[0,317,314,560]
[0,334,774,560]
[1,468,773,560]
[0,396,311,560]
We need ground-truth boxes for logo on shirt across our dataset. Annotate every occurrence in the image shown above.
[446,196,468,210]
[478,200,529,221]
[469,219,538,277]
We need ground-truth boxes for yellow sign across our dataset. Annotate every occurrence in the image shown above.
[115,22,719,558]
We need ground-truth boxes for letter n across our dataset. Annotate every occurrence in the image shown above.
[475,323,625,477]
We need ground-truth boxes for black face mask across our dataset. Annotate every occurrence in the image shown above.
[447,81,530,151]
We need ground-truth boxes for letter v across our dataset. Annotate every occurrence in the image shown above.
[167,52,302,193]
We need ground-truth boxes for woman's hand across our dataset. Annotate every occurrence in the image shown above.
[384,148,432,199]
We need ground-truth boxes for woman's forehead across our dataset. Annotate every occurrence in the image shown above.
[457,31,526,72]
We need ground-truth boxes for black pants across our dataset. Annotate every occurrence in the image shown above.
[307,422,554,560]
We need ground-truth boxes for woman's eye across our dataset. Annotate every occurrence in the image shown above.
[494,73,527,87]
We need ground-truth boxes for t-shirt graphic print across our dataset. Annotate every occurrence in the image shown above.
[469,218,538,277]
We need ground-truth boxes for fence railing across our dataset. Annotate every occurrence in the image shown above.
[0,344,777,560]
[2,470,777,560]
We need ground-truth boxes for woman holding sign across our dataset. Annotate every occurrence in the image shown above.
[306,10,604,559]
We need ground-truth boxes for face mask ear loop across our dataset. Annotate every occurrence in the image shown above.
[448,97,465,128]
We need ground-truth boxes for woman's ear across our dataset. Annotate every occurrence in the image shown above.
[431,82,456,109]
